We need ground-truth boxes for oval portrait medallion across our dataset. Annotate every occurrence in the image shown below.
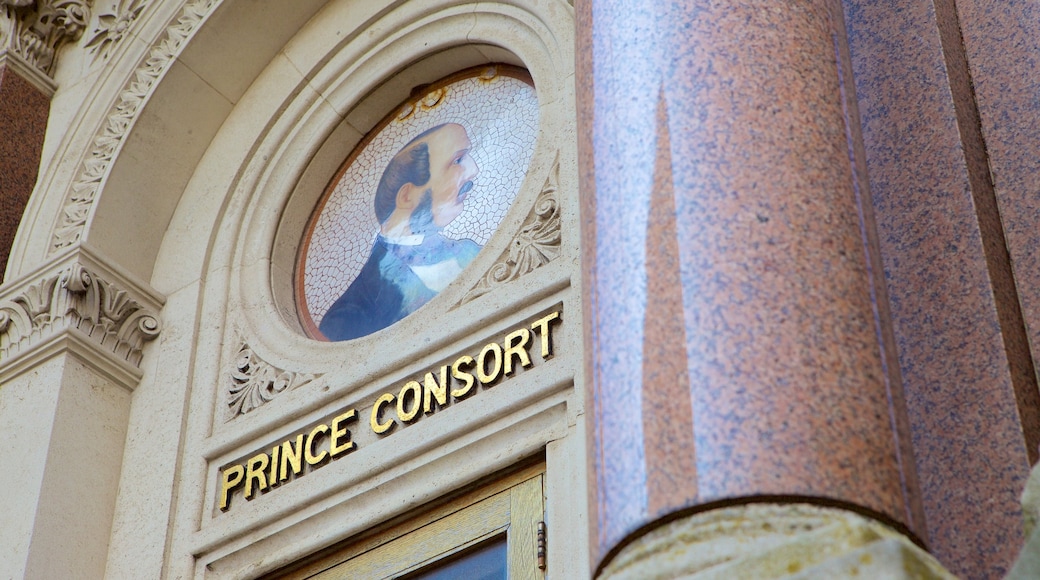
[297,65,539,341]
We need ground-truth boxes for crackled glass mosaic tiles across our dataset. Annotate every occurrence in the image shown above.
[298,66,539,341]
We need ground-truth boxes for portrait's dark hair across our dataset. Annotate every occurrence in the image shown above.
[373,124,451,224]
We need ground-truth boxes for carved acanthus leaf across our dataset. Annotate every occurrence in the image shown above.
[1,0,92,77]
[227,343,318,419]
[0,263,161,366]
[50,0,218,251]
[461,155,561,304]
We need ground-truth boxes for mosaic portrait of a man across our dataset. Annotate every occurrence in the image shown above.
[297,67,538,341]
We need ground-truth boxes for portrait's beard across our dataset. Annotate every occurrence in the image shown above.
[409,181,474,235]
[409,189,437,235]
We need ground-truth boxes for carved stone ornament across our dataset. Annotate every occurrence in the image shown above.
[50,0,217,251]
[0,0,92,77]
[461,154,562,304]
[0,263,161,367]
[84,0,146,60]
[227,343,318,418]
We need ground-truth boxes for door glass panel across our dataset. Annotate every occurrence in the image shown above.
[269,466,543,580]
[401,536,506,580]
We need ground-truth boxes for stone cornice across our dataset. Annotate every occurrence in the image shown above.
[0,246,163,375]
[0,0,91,81]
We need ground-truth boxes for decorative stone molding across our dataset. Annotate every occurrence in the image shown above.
[84,0,146,60]
[50,0,218,251]
[0,258,161,367]
[0,0,91,77]
[461,154,561,305]
[599,504,955,580]
[227,342,318,419]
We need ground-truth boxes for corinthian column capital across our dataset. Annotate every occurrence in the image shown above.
[0,0,91,91]
[0,246,163,383]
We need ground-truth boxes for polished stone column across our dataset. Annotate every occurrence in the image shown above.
[841,0,1038,576]
[576,0,924,574]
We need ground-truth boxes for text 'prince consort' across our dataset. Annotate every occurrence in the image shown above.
[218,310,561,511]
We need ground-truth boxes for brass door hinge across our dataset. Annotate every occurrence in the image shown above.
[537,521,547,570]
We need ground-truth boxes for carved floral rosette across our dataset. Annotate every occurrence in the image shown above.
[0,263,161,366]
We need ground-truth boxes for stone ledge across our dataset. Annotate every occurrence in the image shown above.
[599,503,956,580]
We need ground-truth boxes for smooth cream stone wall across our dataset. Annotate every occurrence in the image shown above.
[0,351,132,580]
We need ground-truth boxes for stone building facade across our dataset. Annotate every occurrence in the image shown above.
[1,1,1039,579]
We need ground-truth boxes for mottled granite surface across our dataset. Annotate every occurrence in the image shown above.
[842,0,1033,577]
[578,0,913,571]
[956,0,1040,405]
[0,63,49,281]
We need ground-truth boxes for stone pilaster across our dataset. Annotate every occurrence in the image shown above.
[0,246,161,579]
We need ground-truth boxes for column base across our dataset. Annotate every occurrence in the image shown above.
[598,504,955,580]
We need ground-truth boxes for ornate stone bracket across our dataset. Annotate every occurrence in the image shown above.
[0,258,161,367]
[0,0,91,78]
[461,154,562,305]
[227,343,318,419]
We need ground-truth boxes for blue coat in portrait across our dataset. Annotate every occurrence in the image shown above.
[318,233,480,341]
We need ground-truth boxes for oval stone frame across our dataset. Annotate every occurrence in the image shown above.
[296,65,537,341]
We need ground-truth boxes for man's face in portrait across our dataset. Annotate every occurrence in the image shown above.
[373,123,480,238]
[420,123,478,228]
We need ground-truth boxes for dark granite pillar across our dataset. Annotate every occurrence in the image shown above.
[0,58,50,281]
[577,0,919,573]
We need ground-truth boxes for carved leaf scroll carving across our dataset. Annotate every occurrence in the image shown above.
[461,155,561,304]
[0,263,161,366]
[227,343,318,418]
[50,0,217,251]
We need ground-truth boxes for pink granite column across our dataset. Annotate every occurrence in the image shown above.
[839,1,1038,577]
[0,60,50,281]
[576,0,919,572]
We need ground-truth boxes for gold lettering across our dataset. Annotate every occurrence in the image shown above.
[219,464,244,511]
[330,409,358,457]
[268,445,280,488]
[280,434,304,482]
[397,380,422,422]
[244,453,269,500]
[503,328,532,376]
[424,365,449,414]
[451,355,476,398]
[305,424,330,466]
[531,310,561,359]
[477,342,503,384]
[371,393,396,434]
